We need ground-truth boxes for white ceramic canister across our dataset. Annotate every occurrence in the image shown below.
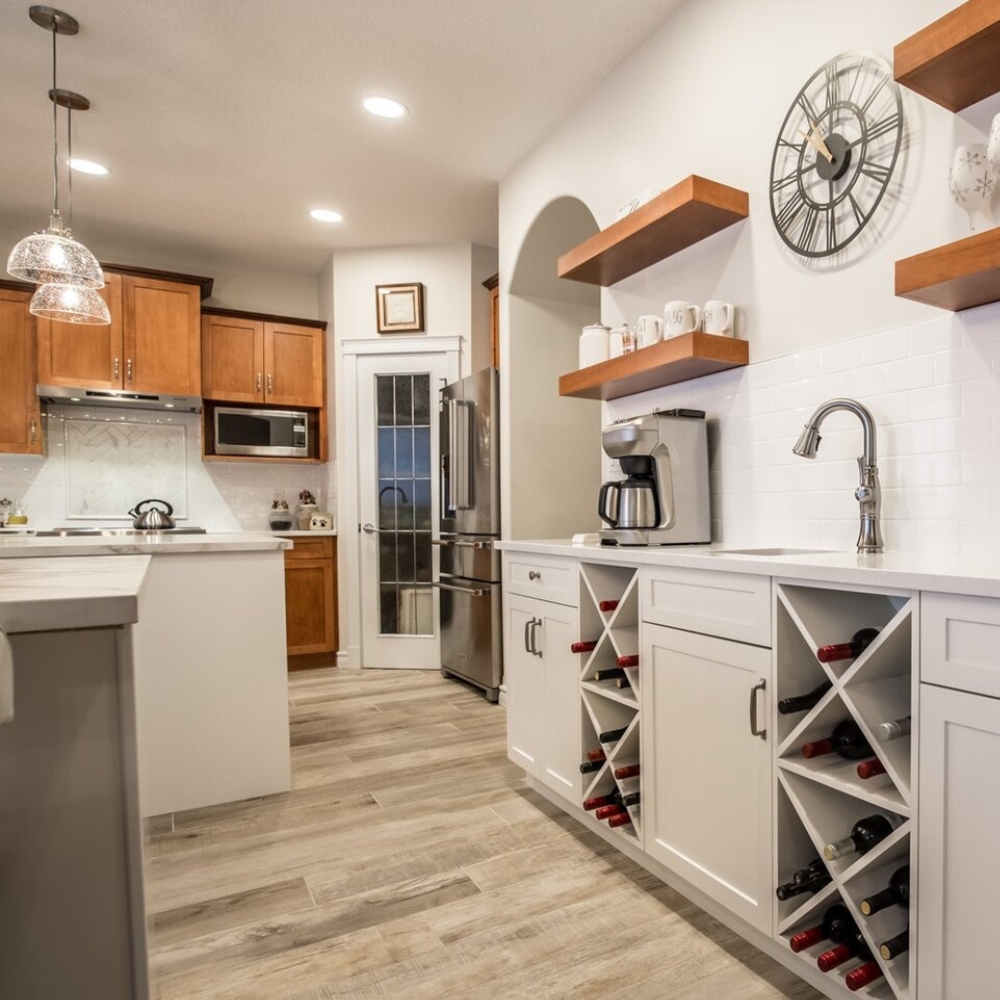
[579,324,611,368]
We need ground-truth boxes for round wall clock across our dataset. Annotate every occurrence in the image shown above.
[769,50,903,259]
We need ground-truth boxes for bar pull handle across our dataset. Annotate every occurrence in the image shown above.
[749,678,767,740]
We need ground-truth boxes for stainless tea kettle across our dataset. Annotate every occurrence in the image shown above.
[129,498,175,530]
[598,476,659,529]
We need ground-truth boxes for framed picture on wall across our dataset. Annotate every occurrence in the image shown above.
[376,282,424,333]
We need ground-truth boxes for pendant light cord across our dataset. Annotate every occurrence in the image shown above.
[50,19,60,221]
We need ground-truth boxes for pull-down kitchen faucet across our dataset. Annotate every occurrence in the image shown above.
[793,398,883,553]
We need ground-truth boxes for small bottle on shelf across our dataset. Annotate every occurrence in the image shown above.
[775,858,831,901]
[856,757,887,780]
[613,763,640,779]
[777,679,833,715]
[801,720,873,761]
[607,811,633,828]
[816,627,879,663]
[570,640,598,654]
[583,790,622,812]
[817,928,873,972]
[617,654,639,668]
[598,725,629,744]
[845,962,885,992]
[593,667,626,683]
[877,715,911,742]
[879,929,909,961]
[598,599,620,612]
[823,813,902,861]
[788,903,852,953]
[860,865,909,916]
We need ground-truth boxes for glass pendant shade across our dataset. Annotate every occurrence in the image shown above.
[7,213,104,288]
[30,279,111,325]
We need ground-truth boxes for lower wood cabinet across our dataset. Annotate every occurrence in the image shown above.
[281,535,338,668]
[0,288,42,455]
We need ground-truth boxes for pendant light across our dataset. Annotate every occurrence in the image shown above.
[7,6,108,324]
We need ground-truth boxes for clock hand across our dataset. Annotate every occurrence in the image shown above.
[799,122,834,162]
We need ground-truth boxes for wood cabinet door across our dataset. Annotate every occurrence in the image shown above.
[264,322,324,408]
[123,276,201,395]
[0,289,42,454]
[284,556,336,655]
[642,622,772,933]
[35,272,124,389]
[201,314,264,402]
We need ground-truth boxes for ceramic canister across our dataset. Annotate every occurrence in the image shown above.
[579,324,611,368]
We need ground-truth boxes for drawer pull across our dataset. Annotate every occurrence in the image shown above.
[749,678,767,740]
[528,570,541,581]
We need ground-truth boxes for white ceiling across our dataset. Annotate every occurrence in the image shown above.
[0,0,684,274]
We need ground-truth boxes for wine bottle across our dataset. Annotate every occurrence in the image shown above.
[860,865,909,915]
[598,725,628,743]
[788,903,852,953]
[593,667,626,683]
[607,811,632,828]
[823,813,901,861]
[802,720,873,761]
[594,803,625,820]
[817,928,872,972]
[878,715,911,742]
[879,929,909,961]
[845,962,884,991]
[617,654,639,668]
[856,758,887,780]
[583,790,622,812]
[613,763,640,779]
[615,676,631,690]
[570,640,598,654]
[816,627,879,663]
[775,858,831,901]
[620,790,640,807]
[579,759,604,774]
[777,680,833,715]
[586,748,607,762]
[598,599,619,612]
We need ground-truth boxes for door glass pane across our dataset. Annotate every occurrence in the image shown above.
[375,372,433,636]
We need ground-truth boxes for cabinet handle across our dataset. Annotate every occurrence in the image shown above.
[523,618,533,653]
[126,358,133,384]
[29,419,37,444]
[749,678,767,740]
[257,372,262,393]
[113,357,120,381]
[528,570,541,581]
[267,373,273,394]
[530,618,543,658]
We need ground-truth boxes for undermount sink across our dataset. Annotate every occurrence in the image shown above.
[708,547,833,557]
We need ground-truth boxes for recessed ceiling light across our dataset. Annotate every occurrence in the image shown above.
[310,209,344,223]
[363,96,408,119]
[68,157,110,175]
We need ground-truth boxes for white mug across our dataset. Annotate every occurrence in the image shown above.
[663,300,702,338]
[636,314,663,349]
[703,300,734,336]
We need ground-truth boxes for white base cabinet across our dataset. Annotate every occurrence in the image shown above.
[642,622,773,932]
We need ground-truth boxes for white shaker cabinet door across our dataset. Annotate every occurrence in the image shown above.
[642,622,773,933]
[918,684,1000,1000]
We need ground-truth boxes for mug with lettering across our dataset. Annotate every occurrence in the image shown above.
[636,314,664,349]
[703,300,735,336]
[663,300,702,338]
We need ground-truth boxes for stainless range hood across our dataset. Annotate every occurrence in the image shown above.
[37,384,202,413]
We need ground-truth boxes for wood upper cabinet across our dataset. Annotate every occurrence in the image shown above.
[202,314,325,408]
[0,288,43,454]
[36,272,201,396]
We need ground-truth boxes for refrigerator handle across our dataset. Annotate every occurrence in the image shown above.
[452,399,473,510]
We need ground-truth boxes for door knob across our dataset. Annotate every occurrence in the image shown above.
[361,522,380,534]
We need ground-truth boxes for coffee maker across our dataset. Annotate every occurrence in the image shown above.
[598,410,710,546]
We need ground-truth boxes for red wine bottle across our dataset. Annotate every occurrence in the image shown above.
[594,802,625,820]
[593,667,626,682]
[617,654,639,668]
[877,715,911,742]
[570,640,598,654]
[583,790,622,812]
[598,726,628,743]
[860,865,909,915]
[817,627,879,663]
[607,811,632,828]
[789,903,852,953]
[823,813,901,861]
[598,599,619,612]
[613,763,639,779]
[586,748,607,762]
[777,680,833,715]
[845,962,884,991]
[775,858,831,901]
[879,929,909,961]
[802,720,873,760]
[857,757,887,779]
[817,928,872,972]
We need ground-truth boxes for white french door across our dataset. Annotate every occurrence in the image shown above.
[354,345,457,669]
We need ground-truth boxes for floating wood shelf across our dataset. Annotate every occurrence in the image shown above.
[895,227,1000,311]
[557,176,749,287]
[558,333,748,401]
[894,0,1000,111]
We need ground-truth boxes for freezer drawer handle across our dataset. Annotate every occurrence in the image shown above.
[430,580,487,598]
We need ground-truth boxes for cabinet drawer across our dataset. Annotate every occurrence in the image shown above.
[922,592,1000,697]
[283,535,334,561]
[641,565,771,646]
[504,553,578,607]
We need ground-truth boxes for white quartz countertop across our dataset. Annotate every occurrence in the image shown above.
[0,554,148,634]
[499,539,1000,600]
[0,531,292,559]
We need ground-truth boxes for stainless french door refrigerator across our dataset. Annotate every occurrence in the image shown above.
[435,366,502,702]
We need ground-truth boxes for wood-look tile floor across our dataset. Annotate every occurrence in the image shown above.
[146,667,823,1000]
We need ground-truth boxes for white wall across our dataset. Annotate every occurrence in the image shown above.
[499,0,1000,556]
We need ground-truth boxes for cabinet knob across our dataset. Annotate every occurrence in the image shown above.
[528,570,541,581]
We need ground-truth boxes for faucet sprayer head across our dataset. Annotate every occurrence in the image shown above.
[793,423,821,459]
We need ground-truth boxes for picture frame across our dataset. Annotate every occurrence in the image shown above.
[376,282,424,333]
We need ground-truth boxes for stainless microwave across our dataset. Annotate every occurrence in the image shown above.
[213,407,309,458]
